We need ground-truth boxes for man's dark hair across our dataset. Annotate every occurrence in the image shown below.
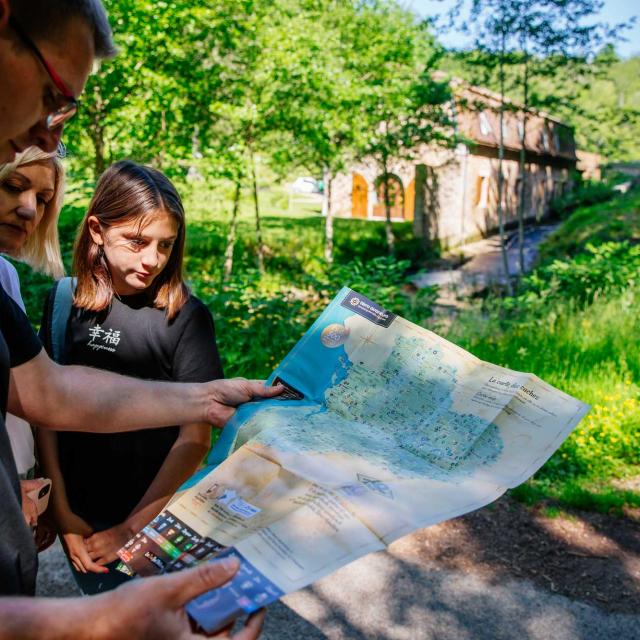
[10,0,116,58]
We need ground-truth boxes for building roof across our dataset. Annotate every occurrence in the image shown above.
[437,75,577,161]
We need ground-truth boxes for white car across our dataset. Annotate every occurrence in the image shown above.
[291,176,321,194]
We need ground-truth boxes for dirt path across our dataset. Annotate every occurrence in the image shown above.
[392,495,640,615]
[37,495,640,638]
[413,224,559,304]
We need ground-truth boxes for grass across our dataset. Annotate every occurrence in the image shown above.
[541,189,640,261]
[445,187,640,515]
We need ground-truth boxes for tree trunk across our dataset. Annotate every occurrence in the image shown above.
[155,109,167,169]
[91,85,106,180]
[517,51,529,276]
[223,181,241,281]
[250,150,265,274]
[92,123,106,180]
[323,171,334,263]
[382,158,395,256]
[496,16,513,295]
[413,164,429,254]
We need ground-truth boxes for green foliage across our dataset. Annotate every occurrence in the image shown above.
[446,188,640,513]
[192,255,436,379]
[510,242,640,306]
[540,188,640,259]
[549,179,615,218]
[563,54,640,161]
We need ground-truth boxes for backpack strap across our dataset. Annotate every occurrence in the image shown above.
[51,276,76,364]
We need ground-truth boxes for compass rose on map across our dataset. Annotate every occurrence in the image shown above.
[357,473,394,499]
[359,333,377,347]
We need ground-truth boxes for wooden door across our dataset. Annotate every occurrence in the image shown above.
[351,173,368,218]
[404,179,415,221]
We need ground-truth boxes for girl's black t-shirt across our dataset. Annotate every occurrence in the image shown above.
[40,287,224,527]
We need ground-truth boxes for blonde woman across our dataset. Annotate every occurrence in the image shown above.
[0,146,65,522]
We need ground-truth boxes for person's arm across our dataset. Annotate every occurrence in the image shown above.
[84,422,211,565]
[8,349,282,432]
[36,428,107,573]
[0,557,265,640]
[35,428,71,521]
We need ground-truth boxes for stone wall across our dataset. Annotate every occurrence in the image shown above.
[330,145,572,248]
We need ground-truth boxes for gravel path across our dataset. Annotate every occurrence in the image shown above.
[413,225,559,297]
[37,534,640,640]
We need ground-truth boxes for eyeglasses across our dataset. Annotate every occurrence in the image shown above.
[9,16,78,130]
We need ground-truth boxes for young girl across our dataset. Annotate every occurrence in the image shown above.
[37,160,223,594]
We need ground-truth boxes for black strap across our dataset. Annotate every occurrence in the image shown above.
[51,277,76,363]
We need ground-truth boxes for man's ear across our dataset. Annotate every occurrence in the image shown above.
[0,0,11,31]
[87,216,104,246]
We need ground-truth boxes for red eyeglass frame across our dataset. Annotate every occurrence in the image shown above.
[9,16,78,130]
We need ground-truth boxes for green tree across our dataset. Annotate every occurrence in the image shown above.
[447,0,523,293]
[558,52,640,161]
[269,1,367,264]
[355,1,452,255]
[508,0,622,274]
[63,1,248,182]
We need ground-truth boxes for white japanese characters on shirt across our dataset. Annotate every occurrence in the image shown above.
[87,324,121,353]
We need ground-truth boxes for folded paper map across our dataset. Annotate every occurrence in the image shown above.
[117,287,589,632]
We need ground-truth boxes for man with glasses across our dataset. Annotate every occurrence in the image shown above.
[0,0,107,163]
[8,15,79,129]
[0,1,269,638]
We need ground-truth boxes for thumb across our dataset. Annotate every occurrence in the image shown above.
[249,380,284,399]
[158,556,240,606]
[21,478,47,493]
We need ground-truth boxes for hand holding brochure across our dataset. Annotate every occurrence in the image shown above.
[117,288,589,632]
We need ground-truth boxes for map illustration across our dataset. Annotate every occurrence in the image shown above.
[239,330,503,482]
[118,287,589,634]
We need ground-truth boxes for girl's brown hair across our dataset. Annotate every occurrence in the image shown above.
[73,160,189,320]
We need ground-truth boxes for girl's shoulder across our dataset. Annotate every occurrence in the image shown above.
[174,294,215,327]
[183,293,211,313]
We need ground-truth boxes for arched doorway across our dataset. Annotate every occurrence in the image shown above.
[351,173,368,218]
[373,173,404,219]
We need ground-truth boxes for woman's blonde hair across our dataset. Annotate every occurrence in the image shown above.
[0,147,65,278]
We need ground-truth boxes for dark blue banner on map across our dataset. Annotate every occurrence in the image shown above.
[340,289,396,327]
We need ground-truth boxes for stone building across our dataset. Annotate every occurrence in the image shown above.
[329,80,578,248]
[576,150,603,181]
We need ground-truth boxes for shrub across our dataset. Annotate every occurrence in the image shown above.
[550,180,615,219]
[511,241,640,309]
[194,255,438,379]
